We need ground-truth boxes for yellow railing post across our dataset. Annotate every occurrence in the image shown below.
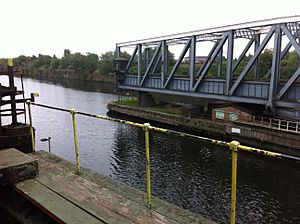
[26,100,35,153]
[230,140,240,224]
[143,123,151,208]
[70,108,81,174]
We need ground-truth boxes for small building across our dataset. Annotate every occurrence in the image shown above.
[183,56,208,64]
[212,104,257,122]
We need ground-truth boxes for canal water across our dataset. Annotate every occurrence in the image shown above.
[1,77,300,223]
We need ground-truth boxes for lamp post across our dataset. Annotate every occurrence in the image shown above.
[40,137,51,153]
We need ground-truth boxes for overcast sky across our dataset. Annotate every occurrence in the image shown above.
[0,0,299,58]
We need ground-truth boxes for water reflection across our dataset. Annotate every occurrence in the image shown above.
[27,76,117,94]
[111,124,300,223]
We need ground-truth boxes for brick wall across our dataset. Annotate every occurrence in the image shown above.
[212,106,253,122]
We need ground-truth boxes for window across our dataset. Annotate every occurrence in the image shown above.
[215,110,225,120]
[229,112,239,121]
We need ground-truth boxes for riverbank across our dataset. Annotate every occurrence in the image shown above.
[107,102,300,157]
[25,68,115,83]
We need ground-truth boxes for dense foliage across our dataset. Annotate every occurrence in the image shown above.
[175,49,298,79]
[0,48,298,80]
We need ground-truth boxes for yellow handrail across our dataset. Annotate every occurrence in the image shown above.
[229,141,240,224]
[70,108,81,174]
[26,101,35,152]
[26,101,300,223]
[143,123,151,208]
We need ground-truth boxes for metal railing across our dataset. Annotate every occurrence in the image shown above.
[253,116,300,133]
[26,101,300,224]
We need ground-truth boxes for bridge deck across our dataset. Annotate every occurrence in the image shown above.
[15,151,214,224]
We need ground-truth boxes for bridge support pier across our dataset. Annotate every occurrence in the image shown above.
[138,92,156,107]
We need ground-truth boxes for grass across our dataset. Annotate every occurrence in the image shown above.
[117,99,138,107]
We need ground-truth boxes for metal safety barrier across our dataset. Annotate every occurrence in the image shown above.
[26,101,300,224]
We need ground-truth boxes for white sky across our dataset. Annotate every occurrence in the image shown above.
[0,0,299,58]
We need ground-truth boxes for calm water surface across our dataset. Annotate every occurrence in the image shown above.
[2,77,300,223]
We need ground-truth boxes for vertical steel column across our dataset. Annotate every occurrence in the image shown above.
[230,141,240,224]
[138,44,142,85]
[225,31,234,95]
[189,36,196,90]
[161,41,168,87]
[143,123,151,208]
[298,38,300,67]
[218,47,223,77]
[7,59,17,125]
[26,101,35,153]
[70,109,81,174]
[115,46,121,69]
[145,48,151,69]
[254,34,261,78]
[268,26,282,109]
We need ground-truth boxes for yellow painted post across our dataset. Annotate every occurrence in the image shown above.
[143,123,151,208]
[26,100,35,152]
[70,109,81,174]
[230,141,240,224]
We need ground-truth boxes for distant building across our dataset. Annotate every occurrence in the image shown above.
[212,104,259,122]
[183,56,208,64]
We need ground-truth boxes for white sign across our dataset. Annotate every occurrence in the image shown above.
[231,128,241,134]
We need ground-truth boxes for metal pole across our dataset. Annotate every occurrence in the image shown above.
[230,141,240,224]
[48,137,51,153]
[26,101,35,153]
[21,72,27,123]
[70,109,81,174]
[143,123,151,208]
[138,44,142,85]
[7,59,17,125]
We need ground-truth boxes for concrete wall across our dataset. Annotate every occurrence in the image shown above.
[108,102,300,156]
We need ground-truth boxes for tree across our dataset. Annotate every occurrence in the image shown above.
[259,49,273,77]
[86,53,99,73]
[50,57,60,69]
[98,51,114,75]
[63,49,71,58]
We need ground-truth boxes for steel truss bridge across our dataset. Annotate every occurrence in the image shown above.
[115,16,300,120]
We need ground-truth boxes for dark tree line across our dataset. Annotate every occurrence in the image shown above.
[0,49,118,76]
[0,48,298,80]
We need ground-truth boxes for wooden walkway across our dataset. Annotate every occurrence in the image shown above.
[15,151,214,224]
[0,148,38,186]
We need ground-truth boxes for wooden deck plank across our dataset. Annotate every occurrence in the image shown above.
[0,148,36,170]
[0,148,38,186]
[22,151,215,224]
[35,158,178,224]
[16,180,105,224]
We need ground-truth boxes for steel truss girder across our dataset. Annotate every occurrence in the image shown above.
[118,85,300,109]
[232,38,255,74]
[117,16,300,48]
[164,38,192,88]
[268,25,282,109]
[126,46,138,72]
[286,22,300,37]
[116,17,300,113]
[229,26,276,95]
[264,42,292,79]
[276,25,300,99]
[234,28,256,39]
[140,43,162,86]
[192,33,229,92]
